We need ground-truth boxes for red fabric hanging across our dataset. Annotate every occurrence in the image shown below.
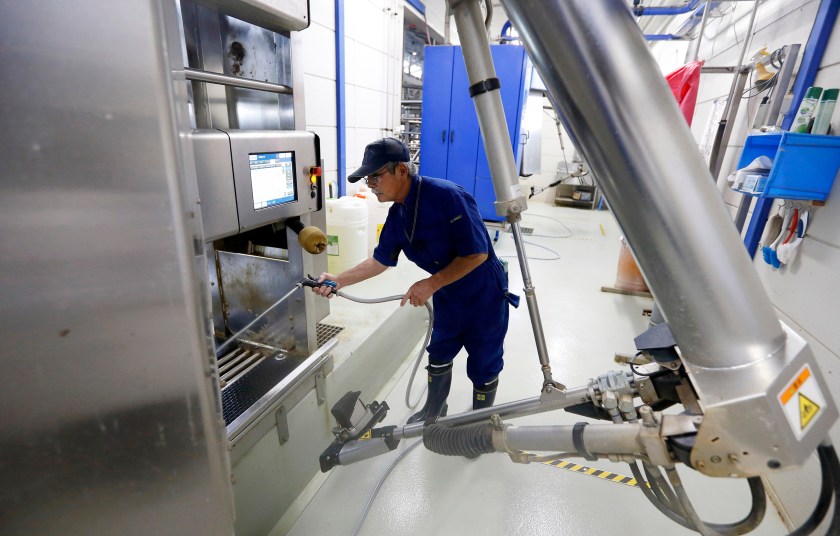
[665,60,704,126]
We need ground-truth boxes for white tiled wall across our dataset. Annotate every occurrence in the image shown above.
[301,0,405,196]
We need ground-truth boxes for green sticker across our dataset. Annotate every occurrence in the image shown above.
[327,235,339,256]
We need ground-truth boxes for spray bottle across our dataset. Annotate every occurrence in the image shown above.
[790,86,823,133]
[811,88,838,135]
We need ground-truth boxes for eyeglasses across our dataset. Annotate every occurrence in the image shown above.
[364,169,388,186]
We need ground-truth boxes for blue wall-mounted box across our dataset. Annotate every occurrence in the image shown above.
[733,132,840,201]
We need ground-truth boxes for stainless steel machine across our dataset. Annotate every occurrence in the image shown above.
[179,0,334,443]
[2,0,332,534]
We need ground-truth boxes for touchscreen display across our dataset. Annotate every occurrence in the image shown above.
[249,151,296,210]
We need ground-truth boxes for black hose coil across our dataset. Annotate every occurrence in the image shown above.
[423,422,495,457]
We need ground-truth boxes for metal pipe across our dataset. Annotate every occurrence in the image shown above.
[645,34,685,41]
[685,0,712,62]
[700,66,737,74]
[765,44,800,127]
[394,384,591,439]
[710,0,761,182]
[500,424,644,455]
[634,0,702,16]
[450,0,557,386]
[450,0,527,220]
[734,195,752,232]
[501,0,786,369]
[511,221,555,386]
[708,68,750,182]
[335,0,347,197]
[184,67,293,94]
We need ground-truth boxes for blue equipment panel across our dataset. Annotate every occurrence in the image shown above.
[419,45,531,221]
[446,49,481,194]
[418,46,454,180]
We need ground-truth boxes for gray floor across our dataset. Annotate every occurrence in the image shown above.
[287,200,789,536]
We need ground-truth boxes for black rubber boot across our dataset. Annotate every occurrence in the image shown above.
[472,378,498,411]
[407,362,452,425]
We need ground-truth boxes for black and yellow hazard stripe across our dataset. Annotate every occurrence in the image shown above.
[541,459,641,488]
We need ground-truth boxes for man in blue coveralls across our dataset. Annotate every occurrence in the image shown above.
[312,138,518,424]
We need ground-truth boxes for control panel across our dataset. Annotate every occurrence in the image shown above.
[191,129,322,241]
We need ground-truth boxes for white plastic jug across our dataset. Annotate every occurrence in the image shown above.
[354,190,392,256]
[326,196,368,274]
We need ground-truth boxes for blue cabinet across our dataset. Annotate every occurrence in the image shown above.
[419,45,531,221]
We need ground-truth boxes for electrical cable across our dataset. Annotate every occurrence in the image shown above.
[789,443,836,535]
[499,239,561,261]
[629,461,695,530]
[826,443,840,535]
[520,213,575,238]
[630,459,768,536]
[350,437,424,536]
[644,462,685,515]
[662,466,767,536]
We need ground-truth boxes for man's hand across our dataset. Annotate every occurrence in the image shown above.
[312,272,341,299]
[401,278,438,307]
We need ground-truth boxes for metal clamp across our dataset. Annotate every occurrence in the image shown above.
[572,422,598,461]
[468,77,501,97]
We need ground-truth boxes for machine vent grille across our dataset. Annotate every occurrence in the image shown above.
[316,323,344,348]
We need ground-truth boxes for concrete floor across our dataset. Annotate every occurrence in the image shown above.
[286,200,790,536]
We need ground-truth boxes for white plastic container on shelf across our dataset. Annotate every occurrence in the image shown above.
[354,187,392,256]
[326,196,368,274]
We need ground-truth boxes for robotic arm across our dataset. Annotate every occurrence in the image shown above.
[318,1,839,534]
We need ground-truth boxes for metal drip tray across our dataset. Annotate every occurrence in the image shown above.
[219,342,305,426]
[218,342,286,389]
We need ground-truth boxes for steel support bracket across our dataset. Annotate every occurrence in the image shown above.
[315,370,327,406]
[275,406,289,445]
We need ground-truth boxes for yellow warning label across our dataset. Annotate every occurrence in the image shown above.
[360,430,372,440]
[779,364,827,440]
[799,393,820,430]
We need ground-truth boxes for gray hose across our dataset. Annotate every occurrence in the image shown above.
[335,290,433,409]
[350,438,424,536]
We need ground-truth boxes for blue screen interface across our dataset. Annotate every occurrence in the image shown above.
[249,151,296,210]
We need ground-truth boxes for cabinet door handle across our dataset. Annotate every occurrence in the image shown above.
[450,130,455,143]
[441,130,446,142]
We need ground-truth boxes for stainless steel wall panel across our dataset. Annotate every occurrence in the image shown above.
[191,129,240,240]
[0,1,234,534]
[200,0,310,33]
[217,251,306,350]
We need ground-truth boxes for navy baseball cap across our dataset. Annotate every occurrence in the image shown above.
[348,138,409,183]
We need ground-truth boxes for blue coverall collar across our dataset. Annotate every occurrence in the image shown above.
[399,173,422,207]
